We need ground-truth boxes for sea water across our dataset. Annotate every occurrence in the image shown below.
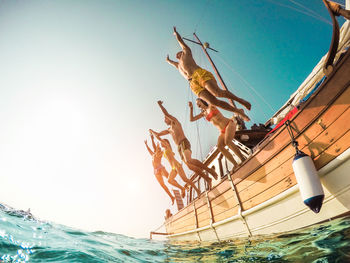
[0,204,349,263]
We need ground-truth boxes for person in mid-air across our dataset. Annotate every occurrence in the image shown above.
[150,100,218,189]
[151,132,201,198]
[144,134,175,204]
[189,99,246,170]
[166,26,251,121]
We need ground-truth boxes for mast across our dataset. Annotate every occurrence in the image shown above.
[187,33,247,129]
[192,33,234,107]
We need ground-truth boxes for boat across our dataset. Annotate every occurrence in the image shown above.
[151,1,350,242]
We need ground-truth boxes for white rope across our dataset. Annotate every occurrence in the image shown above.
[212,52,275,116]
[265,0,332,26]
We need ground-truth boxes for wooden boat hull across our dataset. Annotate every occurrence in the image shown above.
[169,149,350,241]
[165,41,350,242]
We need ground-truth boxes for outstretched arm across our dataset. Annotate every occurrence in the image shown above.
[157,100,177,122]
[150,133,157,150]
[173,27,190,52]
[144,140,154,156]
[188,102,204,122]
[166,55,179,69]
[149,128,170,138]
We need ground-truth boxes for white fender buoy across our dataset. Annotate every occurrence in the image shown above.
[292,151,324,213]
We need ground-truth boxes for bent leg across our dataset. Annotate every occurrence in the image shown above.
[198,90,250,121]
[217,135,238,167]
[227,141,245,164]
[176,164,201,197]
[186,162,212,190]
[167,169,185,193]
[182,148,218,180]
[224,120,245,163]
[155,174,175,204]
[204,79,251,110]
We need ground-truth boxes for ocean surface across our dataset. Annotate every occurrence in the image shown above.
[0,204,349,263]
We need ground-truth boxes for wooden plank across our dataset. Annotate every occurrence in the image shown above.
[235,89,350,190]
[207,180,231,199]
[211,189,235,207]
[232,76,350,185]
[242,173,297,210]
[237,105,350,202]
[213,206,239,222]
[197,210,210,222]
[314,129,350,168]
[212,196,238,216]
[239,126,350,210]
[170,215,196,232]
[194,196,207,209]
[196,203,209,215]
[239,161,293,203]
[198,218,211,228]
[171,205,193,222]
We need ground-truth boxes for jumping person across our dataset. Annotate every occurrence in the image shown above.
[150,100,219,189]
[189,99,246,169]
[327,1,350,19]
[166,26,251,121]
[152,133,201,198]
[144,134,175,204]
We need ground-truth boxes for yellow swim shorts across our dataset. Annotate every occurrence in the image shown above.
[189,68,215,96]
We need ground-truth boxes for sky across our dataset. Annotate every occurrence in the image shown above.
[0,0,347,238]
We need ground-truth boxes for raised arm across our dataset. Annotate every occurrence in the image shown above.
[188,101,204,122]
[144,140,154,156]
[173,27,190,52]
[157,100,177,122]
[149,128,170,139]
[166,55,179,69]
[150,133,157,150]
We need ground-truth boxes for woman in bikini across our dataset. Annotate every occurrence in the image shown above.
[189,98,246,169]
[152,132,202,198]
[144,134,175,204]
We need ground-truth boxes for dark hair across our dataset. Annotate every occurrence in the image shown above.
[196,98,208,107]
[162,139,172,150]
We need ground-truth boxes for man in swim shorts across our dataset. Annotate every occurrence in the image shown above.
[166,27,251,121]
[150,101,219,189]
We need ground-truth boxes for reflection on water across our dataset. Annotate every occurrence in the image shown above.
[0,203,349,262]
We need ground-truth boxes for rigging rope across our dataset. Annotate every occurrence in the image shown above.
[212,52,275,117]
[288,0,336,23]
[265,0,332,26]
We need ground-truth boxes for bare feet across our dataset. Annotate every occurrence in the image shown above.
[244,101,251,111]
[327,1,341,16]
[237,109,250,122]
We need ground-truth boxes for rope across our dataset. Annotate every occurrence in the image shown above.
[212,52,275,117]
[288,0,335,23]
[152,221,166,233]
[265,0,332,26]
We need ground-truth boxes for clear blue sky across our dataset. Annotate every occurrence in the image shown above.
[0,0,346,237]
